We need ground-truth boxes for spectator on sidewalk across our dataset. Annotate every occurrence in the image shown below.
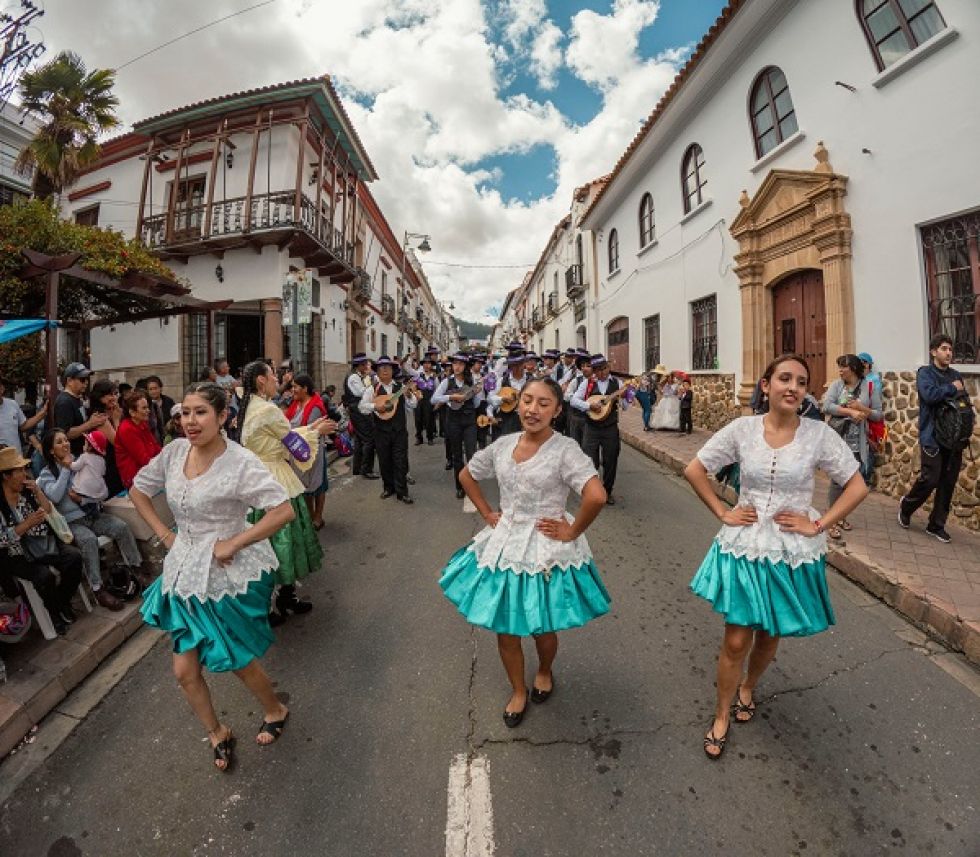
[145,376,175,447]
[899,334,969,543]
[679,379,694,434]
[857,352,882,396]
[115,389,162,489]
[88,380,126,497]
[0,377,44,455]
[635,371,657,431]
[54,362,106,457]
[822,354,882,540]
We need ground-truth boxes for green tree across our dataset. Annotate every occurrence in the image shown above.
[15,51,120,200]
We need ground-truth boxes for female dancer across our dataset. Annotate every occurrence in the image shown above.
[684,354,869,760]
[238,360,335,625]
[131,383,293,771]
[439,377,609,727]
[432,353,484,499]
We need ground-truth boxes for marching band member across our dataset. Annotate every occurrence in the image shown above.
[489,351,529,439]
[523,352,541,379]
[556,348,577,383]
[471,353,494,450]
[564,352,592,447]
[438,360,453,467]
[542,349,561,381]
[343,353,379,481]
[414,354,439,446]
[571,354,626,505]
[359,356,417,505]
[433,353,485,499]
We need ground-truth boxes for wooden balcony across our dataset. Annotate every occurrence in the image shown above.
[140,190,359,283]
[381,294,395,323]
[547,292,558,316]
[565,264,585,299]
[531,307,544,330]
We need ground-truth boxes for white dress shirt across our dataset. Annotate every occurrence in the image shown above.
[359,381,418,414]
[432,377,485,408]
[347,371,370,399]
[488,372,527,417]
[571,375,614,413]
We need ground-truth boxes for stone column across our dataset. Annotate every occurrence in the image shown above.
[734,256,768,407]
[261,298,284,365]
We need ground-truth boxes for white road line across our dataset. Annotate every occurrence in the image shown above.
[462,496,477,514]
[446,753,496,857]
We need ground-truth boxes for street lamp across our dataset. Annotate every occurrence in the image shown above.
[400,230,432,349]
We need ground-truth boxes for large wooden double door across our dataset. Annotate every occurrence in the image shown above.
[772,269,827,395]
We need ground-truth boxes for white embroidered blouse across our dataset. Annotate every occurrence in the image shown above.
[696,415,860,567]
[465,432,599,576]
[132,438,289,601]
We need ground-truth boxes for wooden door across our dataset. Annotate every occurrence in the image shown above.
[606,316,629,374]
[772,270,826,394]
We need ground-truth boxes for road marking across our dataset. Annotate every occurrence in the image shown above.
[462,497,477,514]
[446,753,495,856]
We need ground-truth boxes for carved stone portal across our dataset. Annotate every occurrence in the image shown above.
[729,142,854,405]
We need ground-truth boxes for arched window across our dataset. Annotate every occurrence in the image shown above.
[749,67,798,159]
[681,144,707,214]
[638,192,655,247]
[858,0,946,70]
[608,228,620,273]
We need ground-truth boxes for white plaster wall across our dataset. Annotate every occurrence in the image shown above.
[91,317,177,369]
[586,0,980,374]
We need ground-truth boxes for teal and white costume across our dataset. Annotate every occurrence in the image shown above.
[439,432,610,635]
[690,415,859,637]
[135,439,289,672]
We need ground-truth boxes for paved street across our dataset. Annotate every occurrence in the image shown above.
[1,442,978,857]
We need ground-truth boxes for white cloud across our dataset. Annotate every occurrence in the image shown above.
[31,0,687,322]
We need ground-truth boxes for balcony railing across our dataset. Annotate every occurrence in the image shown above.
[381,294,396,323]
[573,300,586,323]
[547,292,558,316]
[531,307,544,330]
[565,264,586,298]
[929,292,979,364]
[398,310,411,333]
[351,268,372,303]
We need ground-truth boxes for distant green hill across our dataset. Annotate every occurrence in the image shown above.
[456,320,493,340]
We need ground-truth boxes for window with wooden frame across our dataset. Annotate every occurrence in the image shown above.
[858,0,946,70]
[74,204,100,227]
[681,144,707,214]
[643,314,661,371]
[608,228,620,273]
[922,211,980,364]
[749,67,798,159]
[170,175,206,238]
[639,193,655,247]
[691,295,718,371]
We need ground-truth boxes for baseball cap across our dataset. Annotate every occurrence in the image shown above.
[64,362,92,380]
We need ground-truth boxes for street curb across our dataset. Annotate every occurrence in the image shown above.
[620,426,980,667]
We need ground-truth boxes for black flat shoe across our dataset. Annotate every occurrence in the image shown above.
[531,676,554,704]
[415,439,423,445]
[212,731,235,773]
[456,488,465,499]
[397,495,414,505]
[268,610,287,627]
[381,489,395,499]
[362,473,380,480]
[503,692,530,728]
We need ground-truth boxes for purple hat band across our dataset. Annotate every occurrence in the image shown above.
[507,353,526,364]
[590,354,608,367]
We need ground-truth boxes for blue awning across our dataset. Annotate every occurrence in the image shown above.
[0,319,58,345]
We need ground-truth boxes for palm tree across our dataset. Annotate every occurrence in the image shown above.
[15,51,120,200]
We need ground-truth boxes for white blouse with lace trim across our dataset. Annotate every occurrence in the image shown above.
[696,416,860,567]
[133,439,289,601]
[465,432,599,577]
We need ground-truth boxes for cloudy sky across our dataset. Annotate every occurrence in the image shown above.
[33,0,726,322]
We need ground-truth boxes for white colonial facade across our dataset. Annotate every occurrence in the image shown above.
[61,77,456,393]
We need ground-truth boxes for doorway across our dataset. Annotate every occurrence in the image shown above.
[772,269,826,394]
[606,316,629,374]
[224,314,263,377]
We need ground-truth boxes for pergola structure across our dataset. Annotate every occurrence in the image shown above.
[15,249,230,420]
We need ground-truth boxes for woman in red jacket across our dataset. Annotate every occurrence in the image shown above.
[115,389,162,489]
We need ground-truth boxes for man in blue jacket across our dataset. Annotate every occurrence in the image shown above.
[898,334,967,542]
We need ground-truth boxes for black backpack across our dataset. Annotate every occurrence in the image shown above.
[934,389,975,452]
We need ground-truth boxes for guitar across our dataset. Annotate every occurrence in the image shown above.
[495,386,520,413]
[586,376,641,422]
[446,384,477,411]
[476,414,500,428]
[374,382,419,421]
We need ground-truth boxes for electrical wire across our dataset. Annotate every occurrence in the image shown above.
[115,0,279,71]
[419,260,537,269]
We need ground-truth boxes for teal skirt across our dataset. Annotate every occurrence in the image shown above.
[140,572,275,672]
[690,540,835,637]
[438,545,611,636]
[248,495,323,586]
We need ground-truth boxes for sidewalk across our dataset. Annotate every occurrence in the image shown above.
[618,408,980,667]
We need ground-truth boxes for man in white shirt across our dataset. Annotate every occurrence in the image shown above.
[0,378,44,454]
[488,351,529,438]
[343,353,379,480]
[571,353,622,504]
[564,352,592,446]
[542,349,561,381]
[359,356,417,503]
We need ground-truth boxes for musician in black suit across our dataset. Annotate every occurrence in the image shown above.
[470,353,493,450]
[359,356,417,504]
[488,351,528,439]
[433,352,485,499]
[413,355,439,445]
[571,354,623,505]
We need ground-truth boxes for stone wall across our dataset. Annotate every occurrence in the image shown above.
[93,360,184,396]
[691,373,741,432]
[875,371,980,532]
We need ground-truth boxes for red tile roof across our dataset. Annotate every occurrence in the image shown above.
[580,1,745,226]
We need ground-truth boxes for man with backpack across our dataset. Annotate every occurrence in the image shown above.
[899,334,975,543]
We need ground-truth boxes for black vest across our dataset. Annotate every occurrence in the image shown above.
[446,376,475,420]
[343,372,367,406]
[584,376,621,428]
[372,381,408,432]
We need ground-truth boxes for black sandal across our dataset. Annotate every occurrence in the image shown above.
[530,675,555,704]
[211,731,235,772]
[703,722,730,760]
[731,686,756,723]
[257,711,289,745]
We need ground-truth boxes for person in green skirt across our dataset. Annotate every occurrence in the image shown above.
[237,360,336,626]
[131,383,295,772]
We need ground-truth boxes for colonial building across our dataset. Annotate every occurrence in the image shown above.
[61,76,456,391]
[521,0,979,527]
[0,101,34,207]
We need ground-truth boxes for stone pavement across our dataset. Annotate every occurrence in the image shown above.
[618,407,980,666]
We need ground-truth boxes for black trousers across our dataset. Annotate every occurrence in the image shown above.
[583,421,620,496]
[350,408,376,476]
[680,407,693,434]
[437,406,447,438]
[447,415,478,491]
[568,411,587,449]
[415,397,436,442]
[374,426,409,497]
[492,409,521,442]
[902,444,964,528]
[476,422,490,449]
[2,546,83,613]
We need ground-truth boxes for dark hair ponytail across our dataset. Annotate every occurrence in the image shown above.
[238,359,269,430]
[183,382,228,416]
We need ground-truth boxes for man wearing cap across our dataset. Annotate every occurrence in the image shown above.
[489,350,529,439]
[343,353,379,480]
[359,356,417,504]
[0,377,44,455]
[571,354,622,504]
[564,352,593,446]
[54,363,106,458]
[413,354,439,446]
